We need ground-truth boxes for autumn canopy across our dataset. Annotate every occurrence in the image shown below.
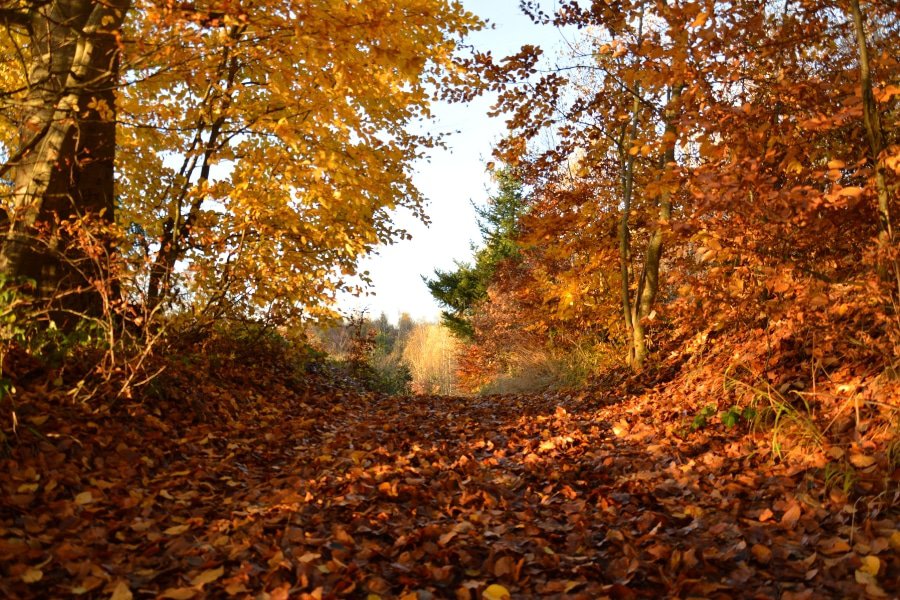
[0,0,480,321]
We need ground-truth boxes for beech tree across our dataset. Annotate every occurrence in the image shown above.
[0,0,129,317]
[462,0,897,379]
[484,0,692,371]
[0,0,481,322]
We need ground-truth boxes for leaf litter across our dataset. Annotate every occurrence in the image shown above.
[1,367,897,599]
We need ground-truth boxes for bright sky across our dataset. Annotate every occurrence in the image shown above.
[338,1,570,323]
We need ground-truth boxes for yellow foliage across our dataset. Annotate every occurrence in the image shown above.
[1,1,482,320]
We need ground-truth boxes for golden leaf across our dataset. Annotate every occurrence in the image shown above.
[859,555,880,576]
[190,566,224,587]
[110,580,133,600]
[849,454,876,468]
[21,568,43,583]
[483,584,511,600]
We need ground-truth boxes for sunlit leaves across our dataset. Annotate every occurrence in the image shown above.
[3,348,897,598]
[111,0,482,317]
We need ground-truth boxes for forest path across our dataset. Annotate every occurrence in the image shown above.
[1,384,896,599]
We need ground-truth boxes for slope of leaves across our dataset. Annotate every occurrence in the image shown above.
[2,349,898,599]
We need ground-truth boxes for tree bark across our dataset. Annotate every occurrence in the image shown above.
[849,0,899,298]
[616,8,642,370]
[0,0,130,321]
[630,84,682,372]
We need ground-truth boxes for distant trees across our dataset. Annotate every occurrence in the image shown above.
[425,167,527,338]
[312,312,459,396]
[402,323,459,395]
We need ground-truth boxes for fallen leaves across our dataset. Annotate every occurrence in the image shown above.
[109,581,133,600]
[848,453,876,468]
[74,491,94,505]
[163,524,192,536]
[751,543,773,564]
[159,587,198,600]
[1,366,897,599]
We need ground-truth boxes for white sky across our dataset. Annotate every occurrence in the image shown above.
[338,0,570,323]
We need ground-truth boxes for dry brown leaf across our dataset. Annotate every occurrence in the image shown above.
[163,524,191,535]
[751,544,772,564]
[493,556,515,578]
[781,503,802,529]
[190,566,224,587]
[109,581,133,600]
[849,454,876,468]
[159,587,198,600]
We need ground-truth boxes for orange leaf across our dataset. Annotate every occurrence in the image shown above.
[493,555,515,578]
[781,503,801,529]
[819,537,851,555]
[690,11,709,28]
[110,581,133,600]
[751,544,772,564]
[849,453,876,468]
[164,524,191,535]
[837,186,864,197]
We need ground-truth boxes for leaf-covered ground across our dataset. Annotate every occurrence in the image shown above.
[2,369,898,599]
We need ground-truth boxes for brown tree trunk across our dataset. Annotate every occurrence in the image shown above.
[617,9,642,370]
[849,0,899,298]
[630,84,682,372]
[0,0,130,322]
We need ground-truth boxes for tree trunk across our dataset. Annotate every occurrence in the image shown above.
[630,84,682,372]
[0,0,130,322]
[617,9,642,370]
[849,0,899,298]
[146,32,243,310]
